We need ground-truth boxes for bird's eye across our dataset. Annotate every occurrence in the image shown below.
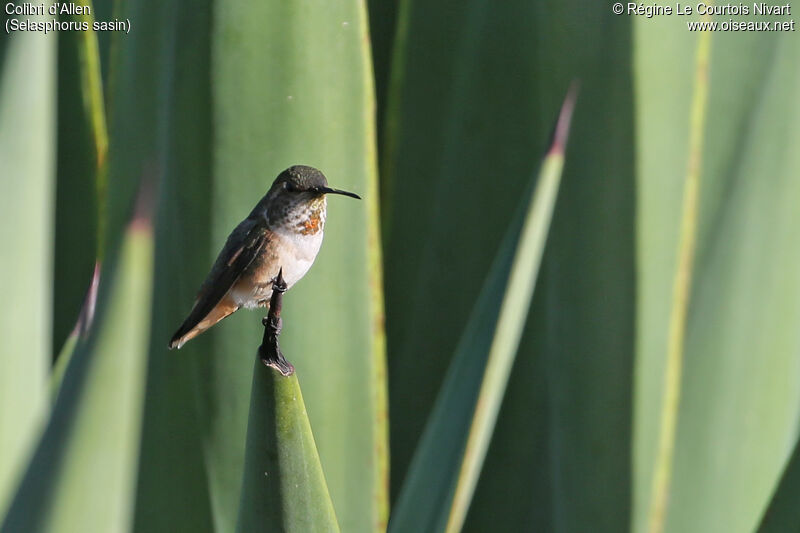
[284,182,297,192]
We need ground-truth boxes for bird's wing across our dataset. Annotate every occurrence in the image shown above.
[169,217,269,348]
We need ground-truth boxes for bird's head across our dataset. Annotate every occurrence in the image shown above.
[264,165,360,231]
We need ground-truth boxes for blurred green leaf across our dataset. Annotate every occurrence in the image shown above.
[0,28,56,520]
[388,169,526,533]
[236,366,339,533]
[199,1,387,531]
[758,436,800,532]
[383,4,635,532]
[382,0,545,496]
[52,0,105,361]
[468,7,637,530]
[633,26,800,533]
[631,20,697,533]
[50,264,99,400]
[88,0,114,91]
[367,0,399,171]
[103,1,217,531]
[643,27,712,533]
[390,92,574,533]
[447,96,574,533]
[1,212,153,533]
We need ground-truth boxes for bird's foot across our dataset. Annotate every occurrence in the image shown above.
[257,267,294,376]
[262,315,283,336]
[271,276,288,294]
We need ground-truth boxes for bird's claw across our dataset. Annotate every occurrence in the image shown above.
[258,267,293,376]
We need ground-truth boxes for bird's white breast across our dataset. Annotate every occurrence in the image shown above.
[230,201,327,309]
[275,226,324,288]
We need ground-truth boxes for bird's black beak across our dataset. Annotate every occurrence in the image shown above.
[313,186,361,200]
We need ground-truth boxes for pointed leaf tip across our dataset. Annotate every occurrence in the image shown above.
[72,261,101,339]
[130,173,157,234]
[548,81,580,156]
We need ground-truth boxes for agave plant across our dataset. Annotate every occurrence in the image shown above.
[1,1,799,533]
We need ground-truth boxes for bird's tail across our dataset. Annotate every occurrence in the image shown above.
[168,297,238,349]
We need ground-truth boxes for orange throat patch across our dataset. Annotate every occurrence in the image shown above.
[299,210,323,235]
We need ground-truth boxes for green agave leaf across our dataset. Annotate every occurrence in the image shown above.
[382,0,545,495]
[106,0,217,531]
[0,26,56,520]
[389,92,575,533]
[87,0,114,90]
[236,366,339,533]
[50,264,99,400]
[633,23,800,533]
[366,0,399,168]
[52,0,105,378]
[200,1,387,531]
[383,3,636,531]
[1,209,154,533]
[631,21,697,533]
[388,188,522,533]
[758,437,800,532]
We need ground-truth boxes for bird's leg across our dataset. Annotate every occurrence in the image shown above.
[258,268,294,376]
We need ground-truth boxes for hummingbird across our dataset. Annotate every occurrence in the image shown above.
[168,165,360,350]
